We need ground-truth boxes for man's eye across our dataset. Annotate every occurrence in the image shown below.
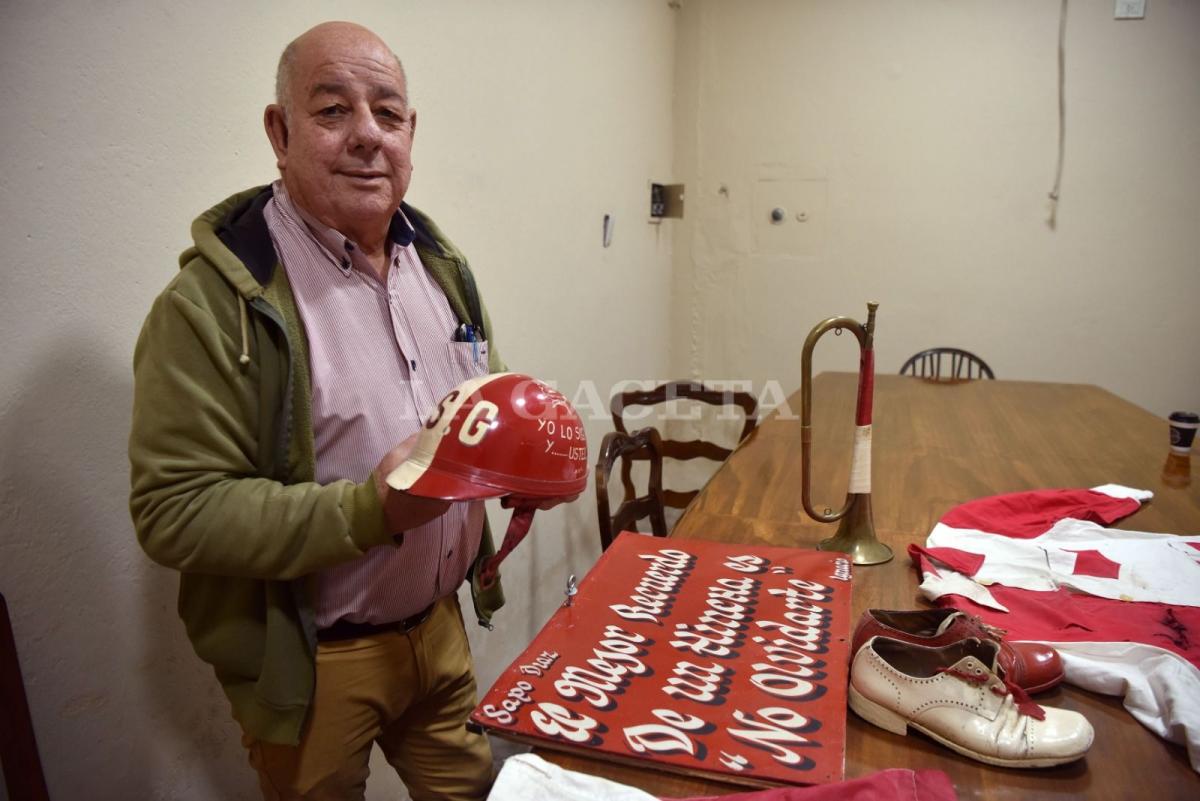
[376,108,402,120]
[318,105,345,117]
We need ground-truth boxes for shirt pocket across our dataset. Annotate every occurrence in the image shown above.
[446,340,490,384]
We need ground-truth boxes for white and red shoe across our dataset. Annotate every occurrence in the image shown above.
[849,635,1094,768]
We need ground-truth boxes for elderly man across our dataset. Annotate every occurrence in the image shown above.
[130,21,507,800]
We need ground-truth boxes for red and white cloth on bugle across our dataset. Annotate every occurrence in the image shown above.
[848,345,874,495]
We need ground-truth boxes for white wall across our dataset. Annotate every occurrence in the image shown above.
[671,0,1200,419]
[3,1,1198,799]
[0,2,675,799]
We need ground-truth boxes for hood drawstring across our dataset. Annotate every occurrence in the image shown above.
[237,295,251,366]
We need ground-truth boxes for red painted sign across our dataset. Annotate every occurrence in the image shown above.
[471,532,853,786]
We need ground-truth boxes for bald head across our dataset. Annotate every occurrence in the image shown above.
[275,22,406,111]
[263,19,417,258]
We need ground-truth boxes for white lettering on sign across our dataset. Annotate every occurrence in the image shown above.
[479,680,534,726]
[623,708,710,757]
[753,619,829,654]
[749,662,822,700]
[662,660,730,704]
[518,650,560,678]
[603,623,648,643]
[459,400,499,445]
[553,628,651,709]
[728,706,817,769]
[719,751,751,771]
[609,549,696,624]
[723,554,767,574]
[752,637,827,670]
[777,578,834,601]
[670,576,760,658]
[529,702,600,744]
[832,558,851,582]
[669,625,736,657]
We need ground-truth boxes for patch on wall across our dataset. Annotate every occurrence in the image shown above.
[752,172,827,258]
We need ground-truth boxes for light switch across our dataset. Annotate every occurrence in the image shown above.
[1115,0,1146,19]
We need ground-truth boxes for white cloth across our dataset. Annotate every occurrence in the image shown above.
[488,753,658,801]
[925,517,1200,606]
[1054,641,1200,771]
[923,485,1200,607]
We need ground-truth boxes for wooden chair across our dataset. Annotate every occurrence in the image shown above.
[1,592,51,801]
[900,348,994,381]
[595,427,668,551]
[610,381,758,514]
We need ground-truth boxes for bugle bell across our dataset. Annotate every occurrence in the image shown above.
[799,302,893,565]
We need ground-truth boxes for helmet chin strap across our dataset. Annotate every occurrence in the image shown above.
[478,503,537,589]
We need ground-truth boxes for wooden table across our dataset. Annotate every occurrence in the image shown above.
[540,373,1200,799]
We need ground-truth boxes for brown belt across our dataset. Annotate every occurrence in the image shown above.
[316,602,436,643]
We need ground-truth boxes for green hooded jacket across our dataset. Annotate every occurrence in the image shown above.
[129,186,506,745]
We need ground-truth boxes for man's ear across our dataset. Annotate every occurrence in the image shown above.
[264,105,289,170]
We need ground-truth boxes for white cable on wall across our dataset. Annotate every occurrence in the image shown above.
[1048,0,1068,229]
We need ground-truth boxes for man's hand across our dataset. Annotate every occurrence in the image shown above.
[374,434,451,533]
[382,489,452,533]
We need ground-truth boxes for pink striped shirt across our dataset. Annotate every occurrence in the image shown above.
[264,181,489,627]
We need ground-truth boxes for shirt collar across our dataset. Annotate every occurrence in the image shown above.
[271,180,416,258]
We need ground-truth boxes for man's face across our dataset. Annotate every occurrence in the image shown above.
[267,29,415,242]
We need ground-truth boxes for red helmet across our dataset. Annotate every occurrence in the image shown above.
[386,372,588,500]
[386,373,589,589]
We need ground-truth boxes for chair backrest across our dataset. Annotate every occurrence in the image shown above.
[1,592,51,801]
[610,381,758,511]
[899,348,994,381]
[595,427,668,551]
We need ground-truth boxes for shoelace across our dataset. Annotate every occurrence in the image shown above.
[937,665,1046,721]
[961,613,1008,640]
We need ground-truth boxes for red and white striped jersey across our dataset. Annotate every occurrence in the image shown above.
[910,485,1200,773]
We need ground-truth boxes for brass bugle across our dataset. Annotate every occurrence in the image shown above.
[800,301,893,565]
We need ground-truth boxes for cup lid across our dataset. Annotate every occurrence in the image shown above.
[1168,411,1199,425]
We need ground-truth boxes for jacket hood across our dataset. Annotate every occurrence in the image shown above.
[183,185,276,301]
[182,184,471,303]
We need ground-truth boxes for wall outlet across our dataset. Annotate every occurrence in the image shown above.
[1115,0,1146,20]
[649,183,684,220]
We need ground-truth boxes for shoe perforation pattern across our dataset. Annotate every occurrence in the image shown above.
[864,655,904,709]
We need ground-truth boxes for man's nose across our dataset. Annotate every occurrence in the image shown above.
[347,108,383,151]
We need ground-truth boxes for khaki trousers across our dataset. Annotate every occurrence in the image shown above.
[242,595,493,800]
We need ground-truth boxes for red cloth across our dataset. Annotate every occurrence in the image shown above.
[937,488,1139,539]
[668,769,956,801]
[932,582,1200,668]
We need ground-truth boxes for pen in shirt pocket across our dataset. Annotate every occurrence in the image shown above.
[453,323,481,364]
